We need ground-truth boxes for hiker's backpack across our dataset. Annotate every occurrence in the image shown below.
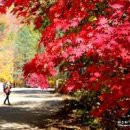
[3,83,9,94]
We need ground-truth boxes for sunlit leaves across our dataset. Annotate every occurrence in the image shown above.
[27,72,48,88]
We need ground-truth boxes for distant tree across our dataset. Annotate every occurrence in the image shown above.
[0,17,14,82]
[13,26,40,86]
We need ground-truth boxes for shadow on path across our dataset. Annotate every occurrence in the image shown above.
[0,89,66,130]
[0,100,64,129]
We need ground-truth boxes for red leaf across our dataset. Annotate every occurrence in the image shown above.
[27,73,48,89]
[34,16,43,29]
[0,6,6,14]
[5,0,13,7]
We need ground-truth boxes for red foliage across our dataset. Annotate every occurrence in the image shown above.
[27,72,48,89]
[1,0,130,117]
[34,16,43,29]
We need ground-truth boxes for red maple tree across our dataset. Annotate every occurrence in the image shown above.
[1,0,130,117]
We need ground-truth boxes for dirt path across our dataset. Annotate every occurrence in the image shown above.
[0,88,65,130]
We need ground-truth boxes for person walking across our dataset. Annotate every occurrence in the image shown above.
[3,81,11,105]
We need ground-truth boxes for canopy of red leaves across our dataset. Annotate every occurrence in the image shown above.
[1,0,130,117]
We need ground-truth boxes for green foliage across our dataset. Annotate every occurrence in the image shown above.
[56,29,64,39]
[15,26,40,59]
[0,23,6,33]
[73,90,101,129]
[13,25,40,84]
[41,17,50,30]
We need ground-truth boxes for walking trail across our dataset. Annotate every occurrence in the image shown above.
[0,88,69,130]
